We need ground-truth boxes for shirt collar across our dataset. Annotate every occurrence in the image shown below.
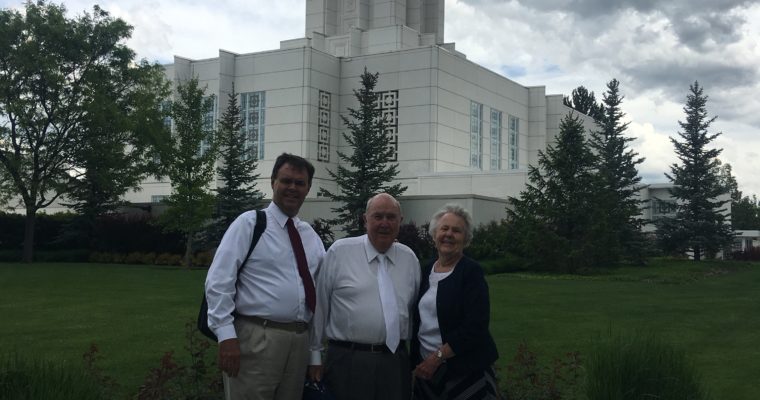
[266,202,301,228]
[362,234,396,266]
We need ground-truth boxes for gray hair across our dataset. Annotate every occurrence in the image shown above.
[365,193,402,215]
[428,203,473,246]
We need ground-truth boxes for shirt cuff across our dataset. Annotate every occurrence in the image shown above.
[215,324,238,342]
[309,350,322,365]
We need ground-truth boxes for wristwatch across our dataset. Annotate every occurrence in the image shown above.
[435,349,445,362]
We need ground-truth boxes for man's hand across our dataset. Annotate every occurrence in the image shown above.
[307,365,323,382]
[218,338,241,377]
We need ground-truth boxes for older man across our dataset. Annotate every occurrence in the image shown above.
[205,153,325,400]
[308,193,421,400]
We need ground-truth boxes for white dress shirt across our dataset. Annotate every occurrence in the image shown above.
[310,234,421,364]
[205,202,325,342]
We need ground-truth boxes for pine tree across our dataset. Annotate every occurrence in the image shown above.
[507,113,598,272]
[588,79,646,266]
[563,86,605,121]
[319,68,406,236]
[658,82,734,260]
[206,88,264,245]
[732,195,760,230]
[160,77,217,268]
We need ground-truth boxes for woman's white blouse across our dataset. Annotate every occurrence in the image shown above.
[417,268,454,359]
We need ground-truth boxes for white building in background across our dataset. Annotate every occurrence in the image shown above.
[126,0,583,226]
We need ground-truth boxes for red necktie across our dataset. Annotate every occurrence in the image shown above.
[286,218,316,313]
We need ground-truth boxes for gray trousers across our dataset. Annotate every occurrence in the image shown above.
[324,344,411,400]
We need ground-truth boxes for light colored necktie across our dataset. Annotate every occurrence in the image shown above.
[377,254,400,353]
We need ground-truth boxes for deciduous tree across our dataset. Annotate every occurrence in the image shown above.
[160,78,217,268]
[62,62,170,246]
[0,1,168,262]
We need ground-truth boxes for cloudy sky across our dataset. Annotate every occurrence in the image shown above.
[4,0,758,196]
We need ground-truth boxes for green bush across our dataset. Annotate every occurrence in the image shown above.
[585,332,711,400]
[34,249,90,262]
[397,222,434,261]
[193,250,215,268]
[466,220,509,260]
[154,252,182,266]
[480,252,527,275]
[0,354,105,400]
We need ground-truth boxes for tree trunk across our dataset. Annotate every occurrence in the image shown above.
[184,233,193,269]
[694,246,701,262]
[22,208,36,263]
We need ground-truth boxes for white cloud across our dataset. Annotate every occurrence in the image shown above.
[4,0,758,196]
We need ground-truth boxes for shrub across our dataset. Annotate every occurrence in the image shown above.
[0,212,78,251]
[92,213,184,254]
[0,354,106,400]
[585,332,711,400]
[0,212,24,250]
[397,222,434,261]
[34,249,90,262]
[480,252,527,275]
[466,220,510,260]
[135,321,222,399]
[731,246,760,261]
[155,253,183,266]
[503,342,583,400]
[193,250,215,268]
[0,250,22,262]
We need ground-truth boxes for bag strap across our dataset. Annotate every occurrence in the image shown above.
[237,209,267,277]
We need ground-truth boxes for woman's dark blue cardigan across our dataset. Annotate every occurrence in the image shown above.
[410,255,499,378]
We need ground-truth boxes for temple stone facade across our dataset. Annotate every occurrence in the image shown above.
[125,0,590,226]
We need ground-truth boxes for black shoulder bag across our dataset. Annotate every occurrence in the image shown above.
[197,210,267,341]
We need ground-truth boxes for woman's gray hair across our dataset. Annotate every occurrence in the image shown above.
[428,203,473,246]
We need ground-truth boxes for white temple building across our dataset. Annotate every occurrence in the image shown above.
[124,0,587,226]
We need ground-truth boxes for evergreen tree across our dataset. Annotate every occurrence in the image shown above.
[658,82,734,260]
[160,78,217,268]
[588,79,646,266]
[507,113,598,272]
[206,88,265,245]
[563,86,605,121]
[319,68,406,236]
[732,195,760,230]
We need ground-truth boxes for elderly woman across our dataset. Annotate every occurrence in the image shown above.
[411,204,499,400]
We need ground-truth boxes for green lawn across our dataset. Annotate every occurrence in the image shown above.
[1,260,759,399]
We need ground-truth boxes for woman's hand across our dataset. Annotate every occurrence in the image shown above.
[413,351,445,380]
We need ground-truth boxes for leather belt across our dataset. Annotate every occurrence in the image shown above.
[329,339,406,354]
[237,315,308,333]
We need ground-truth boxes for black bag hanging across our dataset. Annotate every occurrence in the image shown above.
[197,210,267,341]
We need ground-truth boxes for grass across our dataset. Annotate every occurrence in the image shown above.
[0,354,106,400]
[584,332,709,400]
[490,258,760,399]
[0,263,207,398]
[1,259,759,399]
